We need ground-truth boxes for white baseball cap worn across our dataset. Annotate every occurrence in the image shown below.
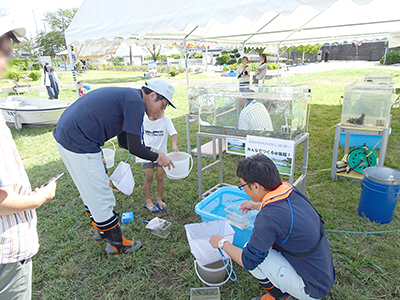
[0,20,26,41]
[145,79,176,109]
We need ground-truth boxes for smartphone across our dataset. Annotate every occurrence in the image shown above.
[43,173,64,187]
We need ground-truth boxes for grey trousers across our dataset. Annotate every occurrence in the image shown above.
[0,258,32,300]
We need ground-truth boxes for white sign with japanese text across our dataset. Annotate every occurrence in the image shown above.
[245,135,294,176]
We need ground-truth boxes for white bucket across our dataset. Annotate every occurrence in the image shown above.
[184,220,235,266]
[102,140,115,169]
[194,259,232,287]
[164,152,193,179]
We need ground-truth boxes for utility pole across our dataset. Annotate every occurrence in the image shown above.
[32,10,39,37]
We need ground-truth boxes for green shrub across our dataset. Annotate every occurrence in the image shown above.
[169,69,179,77]
[228,63,238,72]
[216,54,230,65]
[169,54,181,59]
[222,65,230,71]
[29,71,41,81]
[157,66,168,73]
[383,51,400,65]
[109,57,124,66]
[267,63,282,70]
[5,69,23,82]
[11,58,29,70]
[249,63,258,71]
[31,61,43,70]
[193,54,203,59]
[227,58,237,65]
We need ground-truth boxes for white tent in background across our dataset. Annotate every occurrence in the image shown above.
[65,0,400,95]
[66,0,400,50]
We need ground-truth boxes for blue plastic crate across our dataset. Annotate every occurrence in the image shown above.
[339,127,391,149]
[195,186,256,248]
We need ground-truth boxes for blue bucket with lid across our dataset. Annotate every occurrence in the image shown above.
[358,166,400,224]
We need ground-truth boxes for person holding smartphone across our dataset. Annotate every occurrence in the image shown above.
[0,23,57,299]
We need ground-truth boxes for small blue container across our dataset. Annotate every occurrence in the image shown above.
[339,128,391,149]
[195,187,255,248]
[228,71,237,77]
[121,211,134,223]
[358,167,400,224]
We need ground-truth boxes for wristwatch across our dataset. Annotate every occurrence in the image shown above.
[218,238,228,249]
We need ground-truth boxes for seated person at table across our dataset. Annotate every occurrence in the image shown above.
[209,154,335,300]
[238,91,273,131]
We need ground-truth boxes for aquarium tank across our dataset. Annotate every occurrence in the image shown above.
[188,83,311,140]
[364,73,394,85]
[341,82,393,129]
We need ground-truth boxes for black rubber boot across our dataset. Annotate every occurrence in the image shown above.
[99,223,141,255]
[251,278,293,300]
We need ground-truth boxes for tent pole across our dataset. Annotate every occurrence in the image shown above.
[184,39,189,87]
[277,43,280,83]
[383,47,388,64]
[205,46,208,72]
[67,45,79,98]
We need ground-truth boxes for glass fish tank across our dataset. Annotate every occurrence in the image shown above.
[341,82,393,129]
[189,83,311,140]
[364,73,394,85]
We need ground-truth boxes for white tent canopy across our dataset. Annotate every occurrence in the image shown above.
[66,0,400,58]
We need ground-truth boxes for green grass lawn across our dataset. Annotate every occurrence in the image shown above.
[7,68,400,299]
[0,70,222,88]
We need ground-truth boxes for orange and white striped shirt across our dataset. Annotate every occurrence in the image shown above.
[0,114,39,264]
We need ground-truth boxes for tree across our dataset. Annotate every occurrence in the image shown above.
[36,31,65,57]
[144,43,163,61]
[36,8,78,56]
[13,37,35,55]
[43,8,78,32]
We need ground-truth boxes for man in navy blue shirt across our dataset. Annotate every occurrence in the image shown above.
[210,154,335,300]
[54,79,176,255]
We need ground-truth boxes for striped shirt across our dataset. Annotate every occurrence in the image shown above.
[0,114,39,264]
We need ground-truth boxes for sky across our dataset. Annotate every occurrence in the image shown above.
[1,0,84,38]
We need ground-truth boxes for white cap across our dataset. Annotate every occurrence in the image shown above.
[0,19,26,41]
[145,79,176,109]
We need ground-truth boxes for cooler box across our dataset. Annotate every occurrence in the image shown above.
[195,186,257,248]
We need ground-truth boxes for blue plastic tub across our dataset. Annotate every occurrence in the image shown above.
[195,186,256,248]
[358,167,400,224]
[339,128,391,149]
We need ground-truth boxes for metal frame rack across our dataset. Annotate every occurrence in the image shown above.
[196,132,310,200]
[330,117,391,181]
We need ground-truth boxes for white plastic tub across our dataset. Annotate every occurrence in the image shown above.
[164,152,193,179]
[184,220,235,266]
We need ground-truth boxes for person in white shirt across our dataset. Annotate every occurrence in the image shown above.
[253,54,268,85]
[0,24,57,299]
[238,92,273,132]
[137,111,178,212]
[236,56,251,92]
[40,63,63,99]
